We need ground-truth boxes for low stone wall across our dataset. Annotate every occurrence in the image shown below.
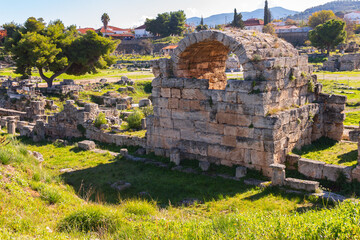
[85,128,146,148]
[286,154,354,182]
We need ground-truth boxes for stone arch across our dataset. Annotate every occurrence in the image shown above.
[171,30,299,90]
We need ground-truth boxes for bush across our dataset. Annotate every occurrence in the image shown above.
[94,112,108,129]
[141,105,154,117]
[127,110,144,130]
[58,206,120,233]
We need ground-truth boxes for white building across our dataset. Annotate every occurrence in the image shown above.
[244,18,264,32]
[134,25,153,39]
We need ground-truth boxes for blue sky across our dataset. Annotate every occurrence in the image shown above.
[0,0,333,28]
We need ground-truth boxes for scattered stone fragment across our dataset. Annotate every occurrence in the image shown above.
[78,140,96,150]
[135,148,146,155]
[120,148,128,156]
[111,181,131,192]
[235,166,247,179]
[199,161,210,171]
[139,98,152,107]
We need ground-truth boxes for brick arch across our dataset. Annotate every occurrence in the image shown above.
[171,30,299,89]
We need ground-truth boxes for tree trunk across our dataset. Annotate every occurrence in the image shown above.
[38,65,72,88]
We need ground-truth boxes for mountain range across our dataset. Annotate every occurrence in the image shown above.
[289,1,360,20]
[186,7,298,26]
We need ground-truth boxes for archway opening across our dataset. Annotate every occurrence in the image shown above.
[177,40,230,90]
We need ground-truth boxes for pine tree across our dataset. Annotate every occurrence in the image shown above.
[264,0,271,25]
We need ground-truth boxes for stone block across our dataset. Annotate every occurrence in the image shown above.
[139,98,152,107]
[120,148,129,156]
[170,148,181,165]
[235,166,247,179]
[322,164,353,182]
[286,154,300,170]
[78,140,96,150]
[270,163,286,186]
[298,158,325,179]
[199,161,210,171]
[285,178,319,192]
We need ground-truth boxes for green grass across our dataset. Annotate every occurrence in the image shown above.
[293,137,358,167]
[117,54,165,61]
[152,36,183,44]
[2,135,360,238]
[345,111,360,126]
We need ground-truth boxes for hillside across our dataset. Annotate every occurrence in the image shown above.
[289,1,360,20]
[187,7,298,26]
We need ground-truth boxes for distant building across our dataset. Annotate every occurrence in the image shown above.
[97,26,134,40]
[244,18,264,32]
[0,27,7,41]
[77,28,95,34]
[161,45,177,56]
[134,25,153,39]
[344,11,360,23]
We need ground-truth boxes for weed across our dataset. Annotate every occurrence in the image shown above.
[127,110,144,130]
[94,113,107,129]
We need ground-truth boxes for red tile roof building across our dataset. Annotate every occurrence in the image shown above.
[244,18,264,32]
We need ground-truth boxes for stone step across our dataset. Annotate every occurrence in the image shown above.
[285,178,319,192]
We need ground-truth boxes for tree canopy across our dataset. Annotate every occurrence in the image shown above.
[309,19,346,55]
[264,0,272,25]
[308,10,337,28]
[196,17,209,32]
[4,17,118,87]
[230,9,245,29]
[145,10,186,37]
[101,13,110,35]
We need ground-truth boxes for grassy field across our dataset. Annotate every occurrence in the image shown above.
[2,135,360,239]
[0,67,154,82]
[292,137,358,167]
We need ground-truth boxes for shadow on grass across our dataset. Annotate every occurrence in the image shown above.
[292,137,337,156]
[338,150,358,165]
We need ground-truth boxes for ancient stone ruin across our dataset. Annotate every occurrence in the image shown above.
[323,54,360,71]
[147,30,346,177]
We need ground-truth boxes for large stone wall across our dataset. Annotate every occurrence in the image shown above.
[146,30,346,176]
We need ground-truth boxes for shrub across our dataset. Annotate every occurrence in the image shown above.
[94,112,108,129]
[127,110,144,130]
[141,105,154,117]
[58,206,120,233]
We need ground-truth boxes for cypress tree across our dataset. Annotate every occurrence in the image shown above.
[264,0,271,25]
[231,8,245,29]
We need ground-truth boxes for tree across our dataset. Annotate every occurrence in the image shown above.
[309,19,346,55]
[101,13,110,36]
[264,0,272,25]
[230,8,245,29]
[285,19,297,26]
[196,17,209,32]
[263,23,276,35]
[169,11,186,36]
[308,10,336,28]
[5,17,118,87]
[145,10,186,37]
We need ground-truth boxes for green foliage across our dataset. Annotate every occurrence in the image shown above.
[94,112,108,129]
[196,17,209,32]
[58,206,120,233]
[308,10,337,28]
[101,13,110,33]
[308,79,315,92]
[230,8,245,29]
[127,110,145,130]
[4,17,118,87]
[145,10,186,37]
[264,0,272,25]
[140,105,154,117]
[32,182,63,204]
[251,54,262,62]
[309,19,347,55]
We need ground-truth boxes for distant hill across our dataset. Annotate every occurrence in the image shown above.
[187,7,298,27]
[288,1,360,20]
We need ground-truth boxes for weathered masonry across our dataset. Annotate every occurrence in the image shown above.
[146,30,346,176]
